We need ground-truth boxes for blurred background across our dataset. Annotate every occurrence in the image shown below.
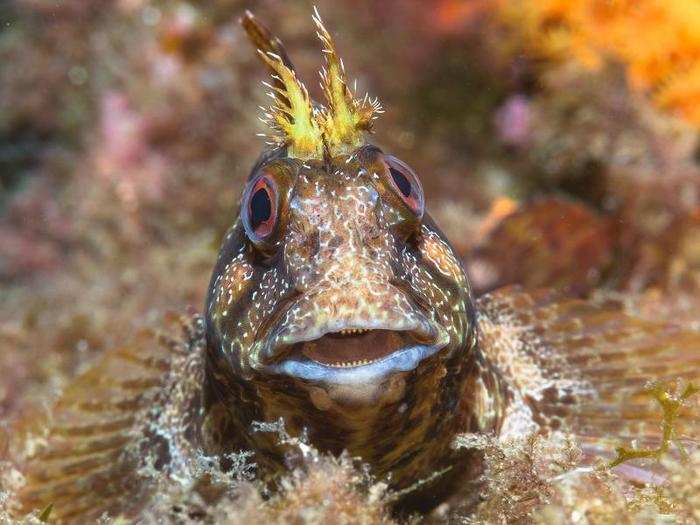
[1,0,699,434]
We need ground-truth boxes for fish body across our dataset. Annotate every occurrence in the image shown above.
[200,12,505,500]
[9,9,700,523]
[202,148,498,500]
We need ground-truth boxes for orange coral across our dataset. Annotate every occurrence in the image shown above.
[499,0,700,126]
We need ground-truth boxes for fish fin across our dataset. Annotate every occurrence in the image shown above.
[11,314,206,523]
[477,287,700,470]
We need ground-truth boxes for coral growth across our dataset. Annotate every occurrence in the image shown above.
[499,0,700,126]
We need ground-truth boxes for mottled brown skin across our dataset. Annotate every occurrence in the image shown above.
[203,145,500,505]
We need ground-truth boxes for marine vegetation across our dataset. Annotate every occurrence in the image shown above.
[498,0,700,126]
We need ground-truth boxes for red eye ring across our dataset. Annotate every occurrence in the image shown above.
[242,174,279,242]
[383,155,425,219]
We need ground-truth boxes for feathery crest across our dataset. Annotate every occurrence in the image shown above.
[312,6,382,154]
[242,11,323,159]
[241,9,382,159]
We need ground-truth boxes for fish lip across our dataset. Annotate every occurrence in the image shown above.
[266,339,448,384]
[258,315,450,382]
[250,293,450,378]
[259,311,441,363]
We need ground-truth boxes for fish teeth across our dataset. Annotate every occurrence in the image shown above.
[338,328,370,335]
[328,358,374,368]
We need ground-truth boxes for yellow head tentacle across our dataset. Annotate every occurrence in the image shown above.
[242,11,323,159]
[257,50,324,159]
[242,9,382,160]
[313,7,383,156]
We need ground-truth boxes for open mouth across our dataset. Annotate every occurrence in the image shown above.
[297,329,421,367]
[266,324,448,383]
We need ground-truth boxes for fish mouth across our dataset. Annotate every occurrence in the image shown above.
[264,323,449,384]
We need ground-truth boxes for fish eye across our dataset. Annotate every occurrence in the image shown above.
[243,173,278,242]
[383,155,425,219]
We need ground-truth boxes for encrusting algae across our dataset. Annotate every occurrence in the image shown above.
[1,6,700,525]
[498,0,700,126]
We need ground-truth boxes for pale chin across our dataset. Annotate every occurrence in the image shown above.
[306,373,408,409]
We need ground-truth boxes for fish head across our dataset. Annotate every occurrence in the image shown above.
[206,143,476,407]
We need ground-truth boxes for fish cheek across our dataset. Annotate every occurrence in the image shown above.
[415,226,473,320]
[416,226,468,288]
[207,249,276,370]
[209,255,255,321]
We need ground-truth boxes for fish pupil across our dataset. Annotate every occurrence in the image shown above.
[251,187,272,227]
[390,167,412,198]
